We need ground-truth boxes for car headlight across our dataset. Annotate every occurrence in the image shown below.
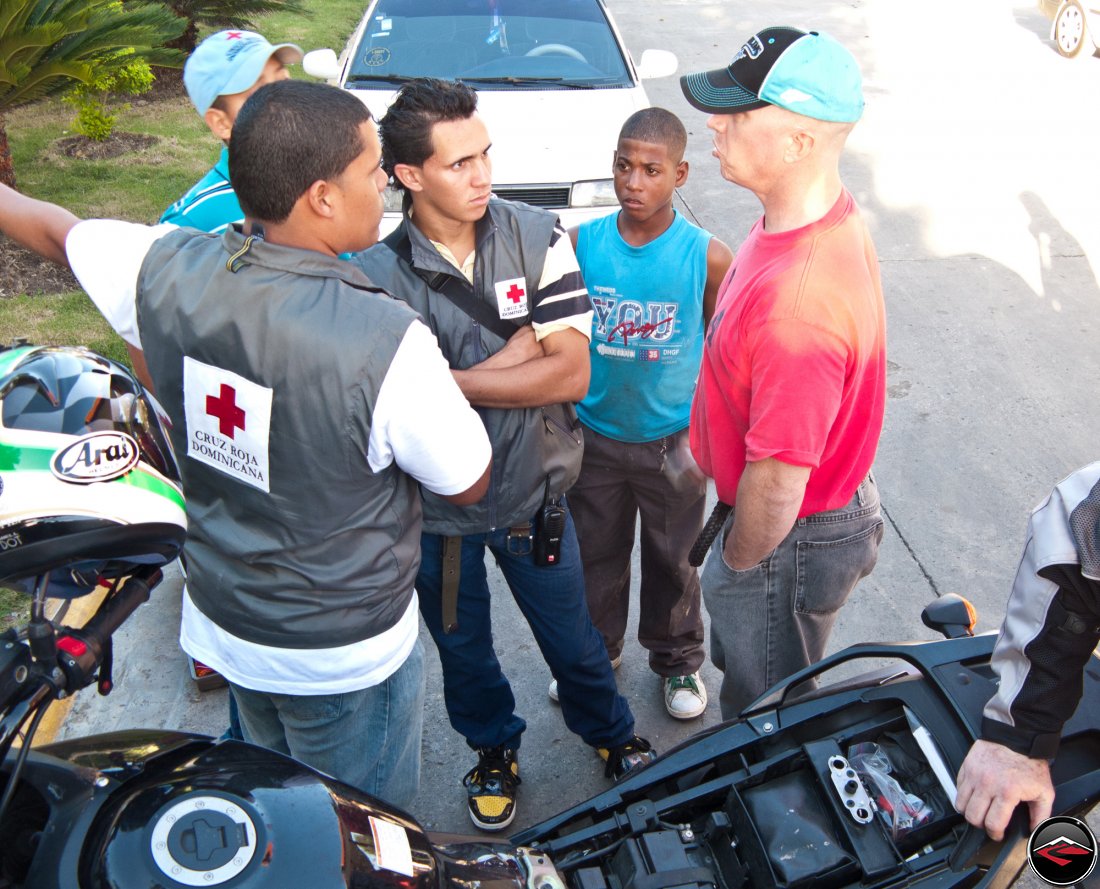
[383,187,405,213]
[571,179,618,208]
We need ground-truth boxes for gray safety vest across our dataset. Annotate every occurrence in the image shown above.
[357,199,583,535]
[136,227,422,649]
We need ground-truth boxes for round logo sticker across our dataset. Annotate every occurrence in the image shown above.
[51,431,140,484]
[363,46,391,67]
[1027,816,1097,886]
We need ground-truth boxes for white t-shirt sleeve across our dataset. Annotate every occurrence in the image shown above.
[65,220,179,349]
[531,223,593,341]
[369,319,490,495]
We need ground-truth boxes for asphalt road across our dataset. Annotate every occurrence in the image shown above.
[55,0,1099,866]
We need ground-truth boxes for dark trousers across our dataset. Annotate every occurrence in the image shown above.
[569,424,706,676]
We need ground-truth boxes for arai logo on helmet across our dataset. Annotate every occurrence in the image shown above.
[51,432,140,484]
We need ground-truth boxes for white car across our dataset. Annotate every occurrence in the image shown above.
[1039,0,1100,58]
[304,0,677,233]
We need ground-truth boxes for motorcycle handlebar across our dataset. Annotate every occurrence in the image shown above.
[52,566,164,695]
[76,567,163,652]
[0,566,166,763]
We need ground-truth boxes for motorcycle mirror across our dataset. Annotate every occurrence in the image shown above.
[922,593,978,639]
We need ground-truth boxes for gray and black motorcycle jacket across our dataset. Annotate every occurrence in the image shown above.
[982,461,1100,759]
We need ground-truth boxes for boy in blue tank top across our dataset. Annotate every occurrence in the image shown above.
[559,108,732,720]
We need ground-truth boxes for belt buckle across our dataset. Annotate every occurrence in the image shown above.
[507,522,533,556]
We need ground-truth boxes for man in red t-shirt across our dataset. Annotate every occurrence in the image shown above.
[680,26,887,718]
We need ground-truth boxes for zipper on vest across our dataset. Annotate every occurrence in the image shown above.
[543,410,582,445]
[469,318,496,529]
[225,223,266,272]
[472,319,489,365]
[488,448,498,531]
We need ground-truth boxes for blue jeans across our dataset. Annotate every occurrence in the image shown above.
[417,508,635,751]
[702,474,884,719]
[230,638,425,809]
[220,692,244,741]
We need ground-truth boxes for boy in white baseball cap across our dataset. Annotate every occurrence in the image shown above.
[161,30,303,232]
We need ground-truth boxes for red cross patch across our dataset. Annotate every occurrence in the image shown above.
[206,383,246,439]
[494,277,528,320]
[183,357,273,493]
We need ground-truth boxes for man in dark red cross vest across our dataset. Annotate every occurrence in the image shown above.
[356,78,656,833]
[0,81,491,808]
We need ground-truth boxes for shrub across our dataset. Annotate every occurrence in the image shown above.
[62,56,156,142]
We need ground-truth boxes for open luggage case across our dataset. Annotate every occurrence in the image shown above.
[508,632,1100,889]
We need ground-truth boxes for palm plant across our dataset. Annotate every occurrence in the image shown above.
[0,0,185,188]
[153,0,310,55]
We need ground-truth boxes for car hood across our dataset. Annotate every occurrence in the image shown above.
[355,86,649,186]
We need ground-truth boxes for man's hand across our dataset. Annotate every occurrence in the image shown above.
[954,739,1054,841]
[453,326,589,409]
[474,325,545,371]
[723,458,809,569]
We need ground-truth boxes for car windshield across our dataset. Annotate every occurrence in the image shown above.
[347,0,632,88]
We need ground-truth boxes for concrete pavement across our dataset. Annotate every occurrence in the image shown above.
[54,0,1098,857]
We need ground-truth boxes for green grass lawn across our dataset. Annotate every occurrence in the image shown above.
[1,586,27,632]
[1,0,366,338]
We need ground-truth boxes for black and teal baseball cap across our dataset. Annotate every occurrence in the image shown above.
[680,26,864,123]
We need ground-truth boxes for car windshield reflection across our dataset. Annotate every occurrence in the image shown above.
[348,0,632,87]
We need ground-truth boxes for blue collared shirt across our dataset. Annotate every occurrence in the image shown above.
[160,146,243,234]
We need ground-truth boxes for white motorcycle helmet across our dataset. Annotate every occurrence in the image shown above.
[0,344,187,596]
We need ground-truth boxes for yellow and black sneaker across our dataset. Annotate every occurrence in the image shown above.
[463,745,521,831]
[598,735,656,781]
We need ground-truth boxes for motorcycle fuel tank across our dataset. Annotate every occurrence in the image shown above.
[71,737,442,889]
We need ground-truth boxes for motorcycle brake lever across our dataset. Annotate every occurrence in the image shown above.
[97,637,114,696]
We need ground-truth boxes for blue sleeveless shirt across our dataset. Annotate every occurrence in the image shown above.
[576,210,712,442]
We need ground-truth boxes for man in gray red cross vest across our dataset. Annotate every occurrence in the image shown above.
[0,81,492,808]
[355,77,655,832]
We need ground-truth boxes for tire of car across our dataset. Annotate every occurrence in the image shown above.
[1054,0,1091,58]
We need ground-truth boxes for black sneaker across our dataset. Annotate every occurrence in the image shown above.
[463,746,521,831]
[597,735,656,780]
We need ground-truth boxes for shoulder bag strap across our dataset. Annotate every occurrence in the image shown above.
[383,227,524,342]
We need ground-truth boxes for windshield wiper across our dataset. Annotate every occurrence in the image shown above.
[345,73,421,84]
[458,76,594,89]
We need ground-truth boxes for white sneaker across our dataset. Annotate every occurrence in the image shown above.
[549,654,622,703]
[663,672,707,720]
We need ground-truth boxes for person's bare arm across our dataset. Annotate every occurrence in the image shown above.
[723,458,810,569]
[126,344,156,393]
[472,325,545,371]
[704,236,734,329]
[439,459,491,505]
[0,186,158,386]
[453,326,589,408]
[954,739,1054,841]
[0,184,80,266]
